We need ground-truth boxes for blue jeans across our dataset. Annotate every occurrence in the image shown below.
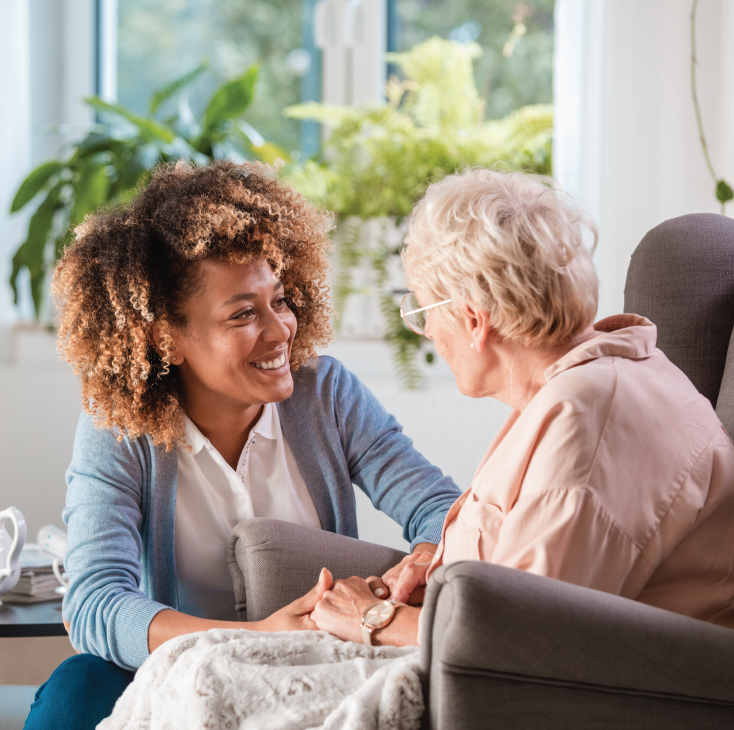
[24,654,134,730]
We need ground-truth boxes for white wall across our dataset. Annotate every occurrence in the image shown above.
[554,0,734,319]
[0,335,80,541]
[29,0,96,168]
[0,1,31,328]
[0,0,95,324]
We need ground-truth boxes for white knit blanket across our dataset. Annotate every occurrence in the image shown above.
[98,630,423,730]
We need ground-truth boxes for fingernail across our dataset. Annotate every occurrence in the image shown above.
[320,568,325,579]
[375,588,387,598]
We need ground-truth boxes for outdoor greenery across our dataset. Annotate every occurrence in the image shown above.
[394,0,555,121]
[117,0,308,156]
[9,64,284,318]
[286,37,553,386]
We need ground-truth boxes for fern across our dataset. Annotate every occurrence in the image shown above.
[383,300,425,390]
[331,217,363,332]
[284,37,553,387]
[387,37,483,135]
[370,223,425,389]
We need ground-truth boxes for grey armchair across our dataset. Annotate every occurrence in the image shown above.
[228,213,734,729]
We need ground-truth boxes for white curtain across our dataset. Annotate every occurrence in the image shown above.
[0,2,31,328]
[554,0,734,319]
[0,0,95,327]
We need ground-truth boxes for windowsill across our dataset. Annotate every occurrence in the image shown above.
[319,336,454,384]
[0,325,63,369]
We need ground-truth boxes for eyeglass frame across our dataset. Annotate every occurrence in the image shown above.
[400,292,453,335]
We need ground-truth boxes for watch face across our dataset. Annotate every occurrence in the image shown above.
[364,600,395,629]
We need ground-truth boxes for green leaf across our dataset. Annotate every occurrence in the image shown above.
[71,163,110,224]
[111,146,151,192]
[717,179,734,204]
[201,65,259,138]
[10,161,64,212]
[10,186,63,314]
[74,131,120,156]
[9,256,22,305]
[55,227,75,261]
[238,120,265,147]
[149,62,208,115]
[85,96,175,144]
[252,141,289,165]
[108,183,144,209]
[235,123,289,165]
[29,267,46,318]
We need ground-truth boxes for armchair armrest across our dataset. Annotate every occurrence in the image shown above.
[227,518,407,622]
[421,562,734,730]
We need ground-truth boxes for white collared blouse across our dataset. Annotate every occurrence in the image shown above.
[175,403,321,620]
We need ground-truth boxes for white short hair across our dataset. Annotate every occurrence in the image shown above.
[402,169,599,348]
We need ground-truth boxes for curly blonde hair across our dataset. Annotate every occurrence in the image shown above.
[402,168,598,348]
[52,160,334,450]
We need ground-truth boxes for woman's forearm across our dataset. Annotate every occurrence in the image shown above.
[371,605,421,647]
[148,609,268,653]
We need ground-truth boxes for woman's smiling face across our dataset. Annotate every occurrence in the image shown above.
[171,259,297,409]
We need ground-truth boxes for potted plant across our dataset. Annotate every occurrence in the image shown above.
[285,37,553,386]
[9,63,285,323]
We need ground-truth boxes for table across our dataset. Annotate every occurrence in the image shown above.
[0,600,66,638]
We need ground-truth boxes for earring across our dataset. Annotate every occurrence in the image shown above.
[470,343,475,349]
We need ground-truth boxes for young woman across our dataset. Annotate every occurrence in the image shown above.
[24,161,460,730]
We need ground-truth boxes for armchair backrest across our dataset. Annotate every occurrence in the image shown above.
[624,213,734,437]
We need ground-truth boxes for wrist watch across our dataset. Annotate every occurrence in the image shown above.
[361,598,402,645]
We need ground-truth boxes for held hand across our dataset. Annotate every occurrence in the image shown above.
[262,568,333,633]
[380,551,434,604]
[310,576,383,643]
[147,571,333,652]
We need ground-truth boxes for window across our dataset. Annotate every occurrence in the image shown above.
[114,1,554,160]
[116,0,320,157]
[392,0,554,119]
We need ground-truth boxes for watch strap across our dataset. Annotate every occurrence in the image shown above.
[361,621,376,646]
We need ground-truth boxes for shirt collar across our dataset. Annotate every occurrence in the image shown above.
[183,403,277,454]
[544,314,657,382]
[182,416,208,455]
[251,402,277,441]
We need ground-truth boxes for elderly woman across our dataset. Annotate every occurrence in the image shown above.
[311,168,734,646]
[24,161,460,730]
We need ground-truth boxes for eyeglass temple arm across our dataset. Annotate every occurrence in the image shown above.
[401,299,452,317]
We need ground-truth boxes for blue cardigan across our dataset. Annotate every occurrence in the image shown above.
[62,356,461,670]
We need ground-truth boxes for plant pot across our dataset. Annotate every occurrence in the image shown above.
[329,216,436,387]
[331,216,408,339]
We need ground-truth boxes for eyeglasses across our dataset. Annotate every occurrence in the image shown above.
[400,292,452,335]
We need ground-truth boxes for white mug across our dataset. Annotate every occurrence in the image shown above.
[0,507,27,599]
[37,524,69,590]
